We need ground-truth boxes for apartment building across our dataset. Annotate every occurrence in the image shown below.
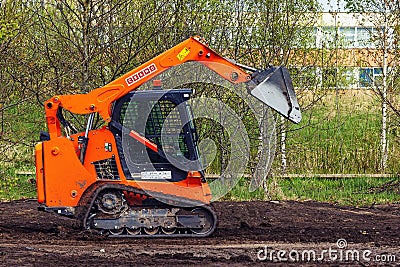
[295,12,395,89]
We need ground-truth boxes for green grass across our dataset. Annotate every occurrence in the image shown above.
[279,177,400,206]
[219,176,400,206]
[219,178,267,201]
[0,173,36,201]
[285,90,397,174]
[1,171,399,206]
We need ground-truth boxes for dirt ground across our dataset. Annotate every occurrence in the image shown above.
[0,199,399,266]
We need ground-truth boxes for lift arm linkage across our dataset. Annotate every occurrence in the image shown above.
[44,36,251,138]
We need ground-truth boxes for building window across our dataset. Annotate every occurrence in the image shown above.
[340,27,356,48]
[359,67,383,88]
[320,27,337,48]
[343,68,358,89]
[291,67,319,88]
[314,26,381,49]
[356,27,375,48]
[322,67,338,88]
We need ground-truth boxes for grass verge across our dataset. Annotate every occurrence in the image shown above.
[220,176,400,206]
[0,168,36,201]
[1,171,399,207]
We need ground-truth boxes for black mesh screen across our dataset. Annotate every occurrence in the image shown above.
[119,99,190,164]
[93,157,120,180]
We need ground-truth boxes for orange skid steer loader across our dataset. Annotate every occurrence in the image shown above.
[35,36,301,237]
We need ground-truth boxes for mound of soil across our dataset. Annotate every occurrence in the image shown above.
[0,199,399,266]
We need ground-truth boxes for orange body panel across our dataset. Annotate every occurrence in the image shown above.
[36,126,212,209]
[39,137,95,207]
[69,127,122,178]
[35,143,45,203]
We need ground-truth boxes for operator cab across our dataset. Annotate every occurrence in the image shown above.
[110,88,201,182]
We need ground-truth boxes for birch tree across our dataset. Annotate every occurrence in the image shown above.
[344,0,400,171]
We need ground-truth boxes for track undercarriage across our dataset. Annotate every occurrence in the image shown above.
[81,186,217,237]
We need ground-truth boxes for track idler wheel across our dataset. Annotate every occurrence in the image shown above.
[190,207,216,236]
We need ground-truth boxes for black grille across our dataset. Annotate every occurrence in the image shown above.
[92,156,120,180]
[119,100,190,159]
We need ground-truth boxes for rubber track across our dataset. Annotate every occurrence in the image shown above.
[76,182,217,238]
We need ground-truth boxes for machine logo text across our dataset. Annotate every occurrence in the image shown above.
[125,63,157,86]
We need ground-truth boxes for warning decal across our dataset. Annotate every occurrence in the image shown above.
[177,47,190,61]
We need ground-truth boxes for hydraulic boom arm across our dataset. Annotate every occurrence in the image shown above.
[44,36,301,139]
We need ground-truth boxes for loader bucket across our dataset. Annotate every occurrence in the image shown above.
[249,66,301,124]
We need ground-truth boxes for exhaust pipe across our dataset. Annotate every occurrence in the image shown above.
[247,66,301,124]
